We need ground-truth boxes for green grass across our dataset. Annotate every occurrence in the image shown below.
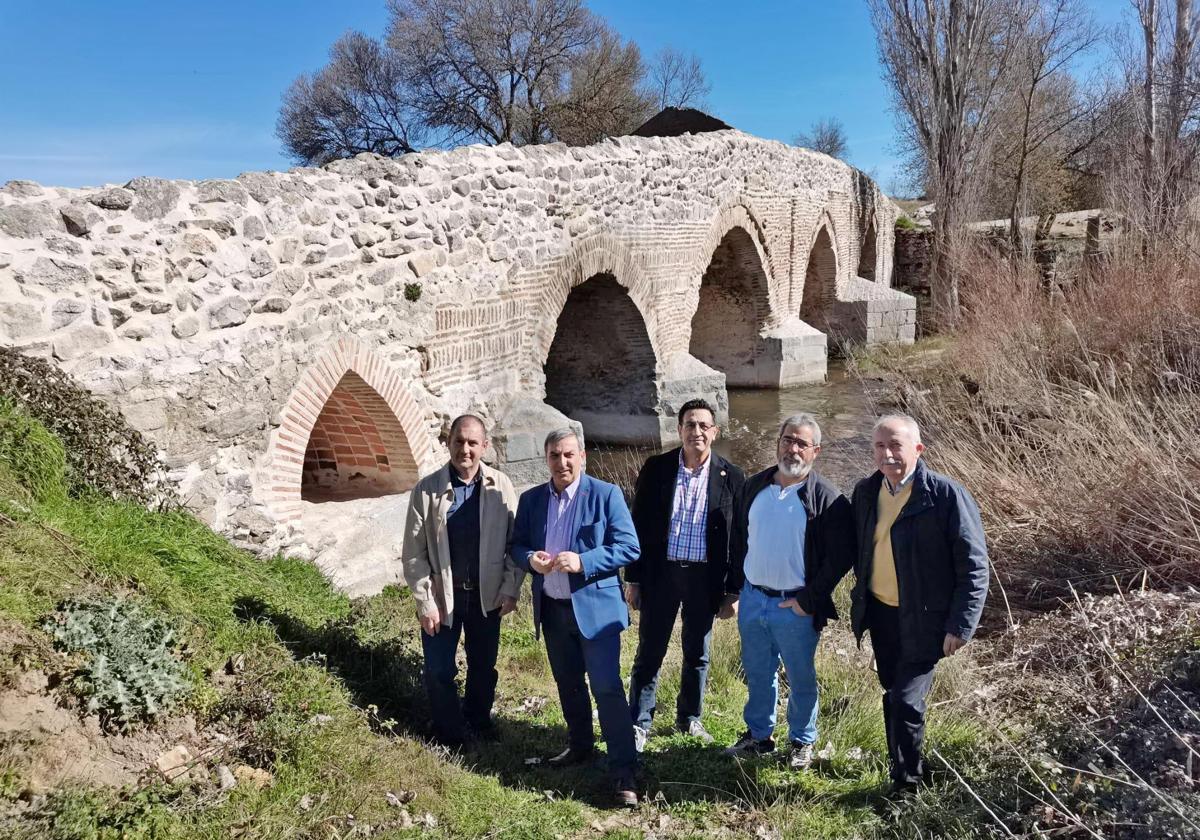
[0,402,1002,839]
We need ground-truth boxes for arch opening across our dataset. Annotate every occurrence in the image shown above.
[301,370,419,501]
[859,221,877,281]
[800,226,837,328]
[690,227,771,387]
[544,273,660,445]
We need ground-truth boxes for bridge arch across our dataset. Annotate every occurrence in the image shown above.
[537,237,664,444]
[265,336,438,522]
[800,213,840,329]
[689,216,775,387]
[858,218,878,281]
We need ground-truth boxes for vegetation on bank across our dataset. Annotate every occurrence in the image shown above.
[2,237,1200,838]
[0,393,989,839]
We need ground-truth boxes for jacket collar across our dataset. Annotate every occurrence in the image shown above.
[436,461,498,496]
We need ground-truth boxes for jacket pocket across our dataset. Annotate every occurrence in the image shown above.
[577,522,605,550]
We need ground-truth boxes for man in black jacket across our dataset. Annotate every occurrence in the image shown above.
[848,414,988,792]
[721,413,854,770]
[625,399,746,749]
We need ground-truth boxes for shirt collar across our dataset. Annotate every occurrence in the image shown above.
[883,464,917,495]
[550,472,582,501]
[678,448,712,476]
[449,464,483,487]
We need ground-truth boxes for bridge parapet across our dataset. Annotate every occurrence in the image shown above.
[0,131,910,592]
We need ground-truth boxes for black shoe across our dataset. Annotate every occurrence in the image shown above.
[548,745,595,767]
[466,721,500,742]
[722,731,775,757]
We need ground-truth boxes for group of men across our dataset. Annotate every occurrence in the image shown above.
[402,402,989,808]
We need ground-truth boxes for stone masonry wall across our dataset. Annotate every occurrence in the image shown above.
[0,131,909,591]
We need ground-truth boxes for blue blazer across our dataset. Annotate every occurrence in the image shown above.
[512,474,640,640]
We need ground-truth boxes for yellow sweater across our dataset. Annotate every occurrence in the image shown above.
[870,481,913,607]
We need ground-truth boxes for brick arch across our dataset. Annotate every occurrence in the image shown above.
[858,217,878,281]
[689,224,775,387]
[265,336,438,523]
[535,236,663,444]
[691,203,783,327]
[531,234,662,374]
[800,214,840,329]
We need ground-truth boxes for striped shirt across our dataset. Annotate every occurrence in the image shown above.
[667,451,710,563]
[541,474,582,600]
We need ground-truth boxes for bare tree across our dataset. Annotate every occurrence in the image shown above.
[387,0,608,146]
[1001,0,1102,248]
[550,29,654,145]
[646,47,711,111]
[794,117,849,158]
[279,0,655,162]
[1110,0,1200,242]
[277,31,424,165]
[870,0,1028,324]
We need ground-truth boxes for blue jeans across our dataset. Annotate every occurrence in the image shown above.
[737,582,821,745]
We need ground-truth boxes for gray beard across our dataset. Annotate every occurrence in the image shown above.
[778,458,812,479]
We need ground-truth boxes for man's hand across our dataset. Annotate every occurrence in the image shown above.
[716,593,739,620]
[943,633,968,656]
[625,582,641,610]
[554,551,583,574]
[529,550,555,574]
[778,597,809,617]
[419,608,442,636]
[497,595,518,617]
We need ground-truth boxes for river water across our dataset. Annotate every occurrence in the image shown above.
[588,361,885,496]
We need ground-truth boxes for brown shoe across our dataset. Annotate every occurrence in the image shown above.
[613,777,638,808]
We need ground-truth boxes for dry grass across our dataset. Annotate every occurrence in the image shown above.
[860,244,1200,612]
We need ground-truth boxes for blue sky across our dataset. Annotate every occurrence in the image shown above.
[0,0,1133,191]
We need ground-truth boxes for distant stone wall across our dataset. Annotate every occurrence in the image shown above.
[0,131,912,591]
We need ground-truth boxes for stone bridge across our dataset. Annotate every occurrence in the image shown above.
[0,130,915,592]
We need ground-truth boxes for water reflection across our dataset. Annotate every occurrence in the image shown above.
[588,361,883,495]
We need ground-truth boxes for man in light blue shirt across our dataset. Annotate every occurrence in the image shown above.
[722,413,854,770]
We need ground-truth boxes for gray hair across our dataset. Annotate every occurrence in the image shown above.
[778,413,822,446]
[873,414,922,444]
[543,427,584,453]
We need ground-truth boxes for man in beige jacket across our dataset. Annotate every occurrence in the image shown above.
[402,414,522,747]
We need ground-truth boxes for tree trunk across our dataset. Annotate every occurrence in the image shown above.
[1141,0,1159,232]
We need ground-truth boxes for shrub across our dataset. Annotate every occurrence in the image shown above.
[403,282,422,302]
[895,215,918,231]
[41,596,190,730]
[0,348,173,506]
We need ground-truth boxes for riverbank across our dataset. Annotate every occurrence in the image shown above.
[3,270,1199,838]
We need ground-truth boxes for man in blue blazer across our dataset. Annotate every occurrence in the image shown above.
[512,428,641,808]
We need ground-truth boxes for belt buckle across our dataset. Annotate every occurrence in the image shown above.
[458,580,476,591]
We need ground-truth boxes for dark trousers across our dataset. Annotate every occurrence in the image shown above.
[420,587,501,745]
[866,595,938,785]
[627,562,714,729]
[541,595,637,779]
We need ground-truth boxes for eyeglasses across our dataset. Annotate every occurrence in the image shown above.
[779,435,816,451]
[681,421,716,433]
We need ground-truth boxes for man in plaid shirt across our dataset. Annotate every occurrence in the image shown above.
[625,399,746,750]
